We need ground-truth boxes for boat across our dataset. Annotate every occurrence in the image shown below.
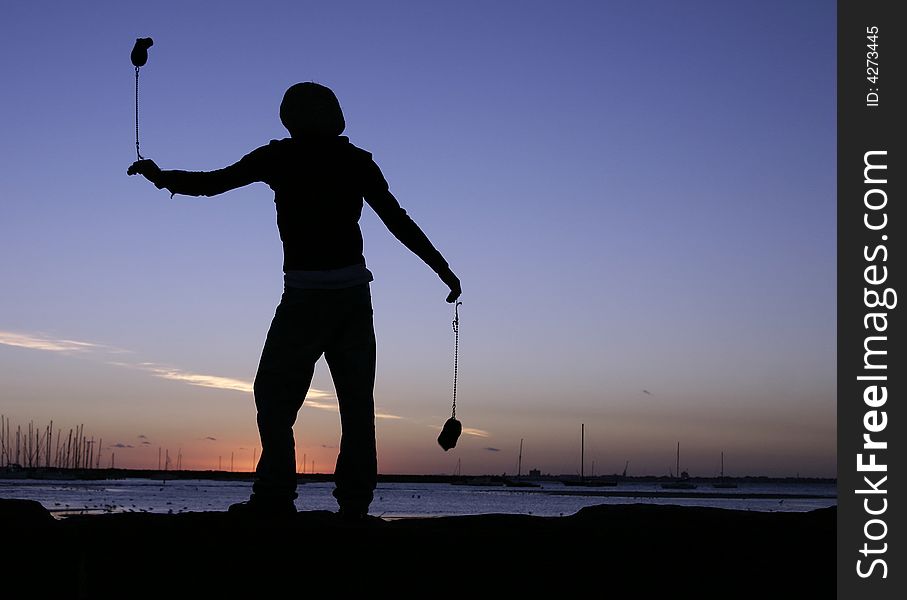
[503,479,541,488]
[661,442,697,489]
[560,424,618,487]
[712,451,738,489]
[561,477,618,488]
[504,439,540,487]
[451,475,507,487]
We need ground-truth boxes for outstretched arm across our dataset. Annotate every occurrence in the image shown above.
[127,150,266,197]
[363,160,461,303]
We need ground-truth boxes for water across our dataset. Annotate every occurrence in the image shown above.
[0,478,836,518]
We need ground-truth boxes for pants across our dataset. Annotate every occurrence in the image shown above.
[251,283,377,511]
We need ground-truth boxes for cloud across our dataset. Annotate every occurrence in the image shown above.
[376,411,403,420]
[141,441,151,445]
[138,435,148,439]
[463,428,490,438]
[302,398,402,420]
[429,425,491,438]
[110,443,134,449]
[304,399,340,411]
[2,329,402,419]
[483,447,501,452]
[134,363,256,394]
[204,437,217,441]
[0,331,107,353]
[129,363,346,408]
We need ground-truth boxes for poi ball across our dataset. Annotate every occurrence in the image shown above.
[131,38,154,67]
[438,417,462,451]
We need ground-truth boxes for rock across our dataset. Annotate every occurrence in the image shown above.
[0,498,55,527]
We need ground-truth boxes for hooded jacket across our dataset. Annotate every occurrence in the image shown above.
[154,136,449,276]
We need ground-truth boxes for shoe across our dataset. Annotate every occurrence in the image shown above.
[338,508,366,520]
[228,498,296,518]
[337,507,384,525]
[337,506,369,522]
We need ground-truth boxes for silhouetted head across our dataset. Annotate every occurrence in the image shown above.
[280,82,345,138]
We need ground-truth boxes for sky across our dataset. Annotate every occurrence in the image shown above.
[0,1,835,477]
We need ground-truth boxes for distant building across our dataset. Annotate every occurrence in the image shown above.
[528,468,541,478]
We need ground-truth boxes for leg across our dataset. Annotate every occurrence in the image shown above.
[252,288,327,503]
[324,284,378,513]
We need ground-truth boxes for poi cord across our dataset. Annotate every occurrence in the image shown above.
[135,66,143,160]
[450,301,462,420]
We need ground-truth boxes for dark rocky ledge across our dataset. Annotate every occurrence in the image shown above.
[0,498,834,597]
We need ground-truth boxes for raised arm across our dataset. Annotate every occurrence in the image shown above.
[127,146,269,197]
[362,158,461,302]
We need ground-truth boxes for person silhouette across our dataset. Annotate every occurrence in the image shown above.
[128,82,461,519]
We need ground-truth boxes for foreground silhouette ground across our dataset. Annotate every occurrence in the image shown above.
[1,499,832,597]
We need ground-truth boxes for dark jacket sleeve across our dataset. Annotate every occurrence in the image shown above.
[362,157,450,274]
[154,144,272,197]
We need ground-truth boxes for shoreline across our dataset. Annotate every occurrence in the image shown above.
[0,465,836,485]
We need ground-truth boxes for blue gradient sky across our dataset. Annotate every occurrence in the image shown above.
[0,1,835,476]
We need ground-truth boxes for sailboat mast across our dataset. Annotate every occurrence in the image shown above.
[581,424,585,480]
[518,438,523,479]
[676,442,680,478]
[721,451,724,477]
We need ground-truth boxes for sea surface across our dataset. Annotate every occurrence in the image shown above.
[0,478,836,518]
